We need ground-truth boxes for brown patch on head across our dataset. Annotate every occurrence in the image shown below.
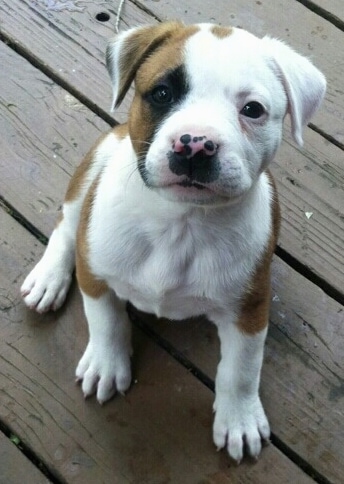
[107,22,195,109]
[237,171,280,334]
[127,24,199,156]
[211,25,233,39]
[76,175,108,298]
[65,124,128,202]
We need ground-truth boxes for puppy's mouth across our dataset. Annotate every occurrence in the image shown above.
[158,177,232,206]
[177,179,206,190]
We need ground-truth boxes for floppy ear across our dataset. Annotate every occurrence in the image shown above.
[263,37,326,145]
[106,21,184,110]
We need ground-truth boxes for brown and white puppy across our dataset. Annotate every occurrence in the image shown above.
[21,22,326,462]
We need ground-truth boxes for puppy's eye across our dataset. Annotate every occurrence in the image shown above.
[240,101,265,119]
[150,85,173,106]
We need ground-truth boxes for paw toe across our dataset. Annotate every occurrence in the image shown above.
[97,378,117,404]
[227,433,244,462]
[21,265,71,313]
[81,371,99,398]
[259,420,271,441]
[245,428,262,459]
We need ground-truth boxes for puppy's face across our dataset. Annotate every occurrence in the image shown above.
[107,23,326,206]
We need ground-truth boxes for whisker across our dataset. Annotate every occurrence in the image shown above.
[125,165,140,189]
[129,139,153,148]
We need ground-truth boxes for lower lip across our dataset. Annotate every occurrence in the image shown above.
[177,180,206,190]
[168,183,215,199]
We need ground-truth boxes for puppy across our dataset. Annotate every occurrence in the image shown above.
[21,22,326,462]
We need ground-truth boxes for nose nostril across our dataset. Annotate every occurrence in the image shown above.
[180,134,192,145]
[204,140,216,152]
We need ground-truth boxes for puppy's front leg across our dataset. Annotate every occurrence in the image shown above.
[76,291,132,404]
[212,315,270,462]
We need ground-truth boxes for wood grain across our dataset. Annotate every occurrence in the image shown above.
[0,208,315,483]
[0,0,150,123]
[275,126,344,292]
[0,41,109,235]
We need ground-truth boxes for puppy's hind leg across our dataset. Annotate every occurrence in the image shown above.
[21,200,80,313]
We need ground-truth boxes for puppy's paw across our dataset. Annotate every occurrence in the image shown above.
[213,395,270,462]
[21,261,72,313]
[75,342,132,404]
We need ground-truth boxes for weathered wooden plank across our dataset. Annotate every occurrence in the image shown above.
[0,0,343,146]
[274,127,344,292]
[0,208,314,483]
[136,0,344,146]
[0,40,109,235]
[0,0,151,123]
[1,33,343,295]
[0,432,50,484]
[134,254,344,483]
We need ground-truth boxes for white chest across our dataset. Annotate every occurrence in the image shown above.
[87,173,272,320]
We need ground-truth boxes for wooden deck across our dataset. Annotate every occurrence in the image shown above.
[0,1,343,482]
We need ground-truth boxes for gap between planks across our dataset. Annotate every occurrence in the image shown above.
[294,0,344,31]
[0,422,64,484]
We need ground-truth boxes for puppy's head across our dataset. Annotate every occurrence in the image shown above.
[107,22,326,206]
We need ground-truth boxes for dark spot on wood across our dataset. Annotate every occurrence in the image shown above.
[96,12,110,22]
[329,382,344,401]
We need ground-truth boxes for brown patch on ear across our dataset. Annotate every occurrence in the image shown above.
[211,25,233,39]
[237,172,280,334]
[107,21,197,108]
[76,175,108,298]
[65,124,128,202]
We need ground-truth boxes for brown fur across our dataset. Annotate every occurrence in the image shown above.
[211,25,233,39]
[76,174,109,298]
[108,22,197,108]
[72,124,128,298]
[237,171,281,334]
[65,124,128,203]
[128,25,199,156]
[65,133,108,203]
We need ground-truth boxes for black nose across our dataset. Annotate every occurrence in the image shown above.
[168,134,220,183]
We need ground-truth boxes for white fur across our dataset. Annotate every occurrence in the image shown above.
[88,136,272,320]
[76,291,132,403]
[21,23,326,462]
[213,320,269,461]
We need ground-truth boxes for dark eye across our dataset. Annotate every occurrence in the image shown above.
[150,85,173,106]
[240,101,265,119]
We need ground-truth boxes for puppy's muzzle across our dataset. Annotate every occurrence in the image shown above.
[168,133,220,185]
